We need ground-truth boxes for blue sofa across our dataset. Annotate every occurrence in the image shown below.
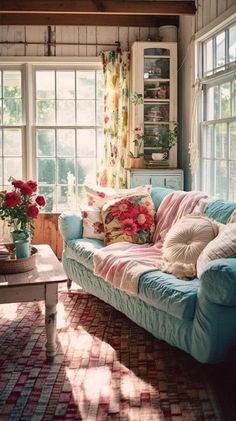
[59,187,236,364]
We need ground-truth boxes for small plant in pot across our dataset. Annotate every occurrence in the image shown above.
[128,128,145,168]
[144,124,177,161]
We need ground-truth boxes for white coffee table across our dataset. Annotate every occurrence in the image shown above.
[0,244,67,358]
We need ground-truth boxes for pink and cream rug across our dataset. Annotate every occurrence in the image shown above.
[0,290,223,420]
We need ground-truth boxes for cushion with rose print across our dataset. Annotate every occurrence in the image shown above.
[81,206,104,241]
[84,184,152,208]
[101,194,155,246]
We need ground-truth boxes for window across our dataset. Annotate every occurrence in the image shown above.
[0,61,104,212]
[199,22,236,200]
[0,69,24,189]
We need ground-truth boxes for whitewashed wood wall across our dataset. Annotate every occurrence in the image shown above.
[0,26,159,56]
[178,0,236,190]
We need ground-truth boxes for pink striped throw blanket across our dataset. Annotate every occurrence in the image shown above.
[93,190,209,295]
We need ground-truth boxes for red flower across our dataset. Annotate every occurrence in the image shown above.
[27,204,39,219]
[12,179,24,189]
[135,207,153,230]
[120,218,138,236]
[81,211,88,218]
[4,191,21,207]
[93,222,104,234]
[20,183,33,196]
[26,180,37,192]
[35,195,46,207]
[111,198,134,220]
[98,192,106,198]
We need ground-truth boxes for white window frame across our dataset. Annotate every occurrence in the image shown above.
[194,8,236,198]
[0,57,102,211]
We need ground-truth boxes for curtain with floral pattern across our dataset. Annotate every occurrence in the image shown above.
[98,50,130,188]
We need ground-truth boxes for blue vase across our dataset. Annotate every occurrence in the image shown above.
[11,229,29,242]
[14,239,30,259]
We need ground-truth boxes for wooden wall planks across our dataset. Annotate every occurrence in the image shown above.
[0,25,160,56]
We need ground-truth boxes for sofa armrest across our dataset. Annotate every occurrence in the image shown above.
[199,258,236,306]
[58,211,83,241]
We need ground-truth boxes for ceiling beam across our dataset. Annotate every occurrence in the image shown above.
[0,13,179,27]
[0,1,196,16]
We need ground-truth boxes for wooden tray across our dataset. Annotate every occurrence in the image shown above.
[0,244,38,274]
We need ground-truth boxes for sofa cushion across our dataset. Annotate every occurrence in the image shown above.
[102,194,155,245]
[138,270,199,320]
[65,238,104,271]
[85,184,151,207]
[197,223,236,277]
[204,199,236,224]
[81,206,104,241]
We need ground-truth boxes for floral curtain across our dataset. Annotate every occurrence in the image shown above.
[98,50,130,188]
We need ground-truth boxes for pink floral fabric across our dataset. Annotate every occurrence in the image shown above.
[81,206,104,240]
[85,184,152,208]
[101,194,155,246]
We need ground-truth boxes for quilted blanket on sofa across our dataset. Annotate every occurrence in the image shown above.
[93,190,210,295]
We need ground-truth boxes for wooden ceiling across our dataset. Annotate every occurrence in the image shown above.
[0,1,196,26]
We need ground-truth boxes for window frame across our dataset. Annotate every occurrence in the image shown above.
[195,15,236,199]
[0,56,102,211]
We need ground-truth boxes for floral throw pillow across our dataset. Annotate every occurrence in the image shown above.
[101,194,155,245]
[84,184,152,208]
[81,206,104,241]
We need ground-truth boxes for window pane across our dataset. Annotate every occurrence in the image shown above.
[215,123,227,159]
[220,83,230,118]
[37,129,55,157]
[38,158,55,184]
[57,100,75,125]
[36,100,55,124]
[232,80,236,117]
[202,125,213,158]
[207,86,219,120]
[229,123,236,159]
[229,24,236,63]
[56,71,75,99]
[57,129,75,157]
[3,71,21,98]
[216,32,225,70]
[0,130,2,156]
[203,39,213,76]
[96,71,104,99]
[57,158,75,184]
[4,158,22,184]
[96,100,103,126]
[202,159,212,193]
[77,129,96,156]
[36,71,55,99]
[77,71,95,99]
[57,185,76,212]
[77,158,96,184]
[77,100,95,125]
[3,129,22,156]
[229,161,236,201]
[215,160,227,199]
[3,99,22,125]
[39,186,55,212]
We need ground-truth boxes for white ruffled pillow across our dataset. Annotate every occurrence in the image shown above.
[162,214,219,279]
[81,206,104,240]
[197,223,236,277]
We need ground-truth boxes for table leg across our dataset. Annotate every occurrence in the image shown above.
[45,283,58,358]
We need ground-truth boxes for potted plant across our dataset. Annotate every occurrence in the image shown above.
[128,127,145,168]
[144,124,177,156]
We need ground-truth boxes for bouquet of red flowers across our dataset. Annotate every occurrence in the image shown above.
[0,177,46,239]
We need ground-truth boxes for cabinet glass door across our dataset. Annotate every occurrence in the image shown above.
[143,47,171,167]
